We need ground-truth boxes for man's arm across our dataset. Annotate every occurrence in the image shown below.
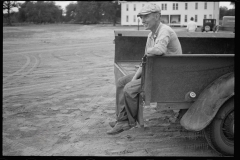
[146,33,170,56]
[146,47,164,56]
[132,66,142,81]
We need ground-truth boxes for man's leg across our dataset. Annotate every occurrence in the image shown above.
[117,78,142,126]
[115,73,135,118]
[107,78,141,135]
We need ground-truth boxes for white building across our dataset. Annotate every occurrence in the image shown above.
[120,1,220,26]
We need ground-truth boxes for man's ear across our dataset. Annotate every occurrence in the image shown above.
[154,13,158,20]
[156,13,161,20]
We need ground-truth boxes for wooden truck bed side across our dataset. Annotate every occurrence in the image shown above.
[143,54,234,107]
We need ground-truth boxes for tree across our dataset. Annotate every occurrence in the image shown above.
[101,1,120,26]
[75,1,102,24]
[65,2,77,22]
[3,1,18,25]
[74,1,120,25]
[230,2,235,9]
[219,6,228,20]
[17,1,63,23]
[219,6,235,20]
[18,1,29,22]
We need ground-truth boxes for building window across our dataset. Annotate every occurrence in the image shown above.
[133,15,136,22]
[134,4,136,11]
[204,2,207,9]
[176,3,178,10]
[185,3,188,10]
[195,15,197,22]
[204,15,207,19]
[126,15,128,22]
[195,3,198,9]
[173,3,175,10]
[162,4,164,10]
[185,15,187,22]
[126,4,128,11]
[209,14,212,19]
[165,4,167,10]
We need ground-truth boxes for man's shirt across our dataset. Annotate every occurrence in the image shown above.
[187,20,197,32]
[145,22,182,55]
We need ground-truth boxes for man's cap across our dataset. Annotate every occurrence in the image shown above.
[137,3,161,17]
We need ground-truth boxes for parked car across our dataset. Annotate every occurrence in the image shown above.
[202,19,217,32]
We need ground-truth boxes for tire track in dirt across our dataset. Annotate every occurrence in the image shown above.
[3,137,28,154]
[3,45,113,96]
[3,54,30,82]
[2,77,90,96]
[3,41,113,55]
[3,53,42,87]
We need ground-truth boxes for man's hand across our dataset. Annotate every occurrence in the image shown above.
[131,76,138,81]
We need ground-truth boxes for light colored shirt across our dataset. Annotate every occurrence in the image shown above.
[145,22,182,55]
[187,20,197,32]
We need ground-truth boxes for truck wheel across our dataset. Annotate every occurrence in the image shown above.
[203,97,234,156]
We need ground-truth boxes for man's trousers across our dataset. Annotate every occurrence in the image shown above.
[115,73,141,127]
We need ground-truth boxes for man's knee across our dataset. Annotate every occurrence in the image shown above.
[123,82,137,97]
[116,76,127,88]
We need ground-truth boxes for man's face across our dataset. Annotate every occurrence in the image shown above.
[140,13,158,30]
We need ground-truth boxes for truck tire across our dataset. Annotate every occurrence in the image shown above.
[203,97,234,156]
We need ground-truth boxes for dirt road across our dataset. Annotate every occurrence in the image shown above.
[3,24,222,156]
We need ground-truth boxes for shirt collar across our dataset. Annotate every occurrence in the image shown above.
[150,22,162,39]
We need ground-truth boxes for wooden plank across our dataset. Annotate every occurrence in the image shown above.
[114,30,235,38]
[117,61,140,75]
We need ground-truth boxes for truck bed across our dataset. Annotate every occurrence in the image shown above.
[115,61,140,76]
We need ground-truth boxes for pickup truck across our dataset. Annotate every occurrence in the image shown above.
[114,30,234,156]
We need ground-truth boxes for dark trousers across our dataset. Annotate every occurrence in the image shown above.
[115,73,141,127]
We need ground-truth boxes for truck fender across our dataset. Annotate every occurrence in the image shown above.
[180,72,234,131]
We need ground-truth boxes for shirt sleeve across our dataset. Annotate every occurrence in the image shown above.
[144,35,151,55]
[154,29,170,54]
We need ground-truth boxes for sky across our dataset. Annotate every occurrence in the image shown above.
[9,1,234,13]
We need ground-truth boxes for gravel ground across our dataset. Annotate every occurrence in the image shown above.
[3,24,222,157]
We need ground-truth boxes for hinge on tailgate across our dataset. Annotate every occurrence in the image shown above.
[140,55,147,103]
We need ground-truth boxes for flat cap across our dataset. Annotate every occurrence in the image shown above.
[137,3,161,17]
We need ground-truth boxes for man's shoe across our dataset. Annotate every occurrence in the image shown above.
[107,121,131,135]
[109,121,117,128]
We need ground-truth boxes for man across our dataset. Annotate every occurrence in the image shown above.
[107,3,182,135]
[187,17,197,32]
